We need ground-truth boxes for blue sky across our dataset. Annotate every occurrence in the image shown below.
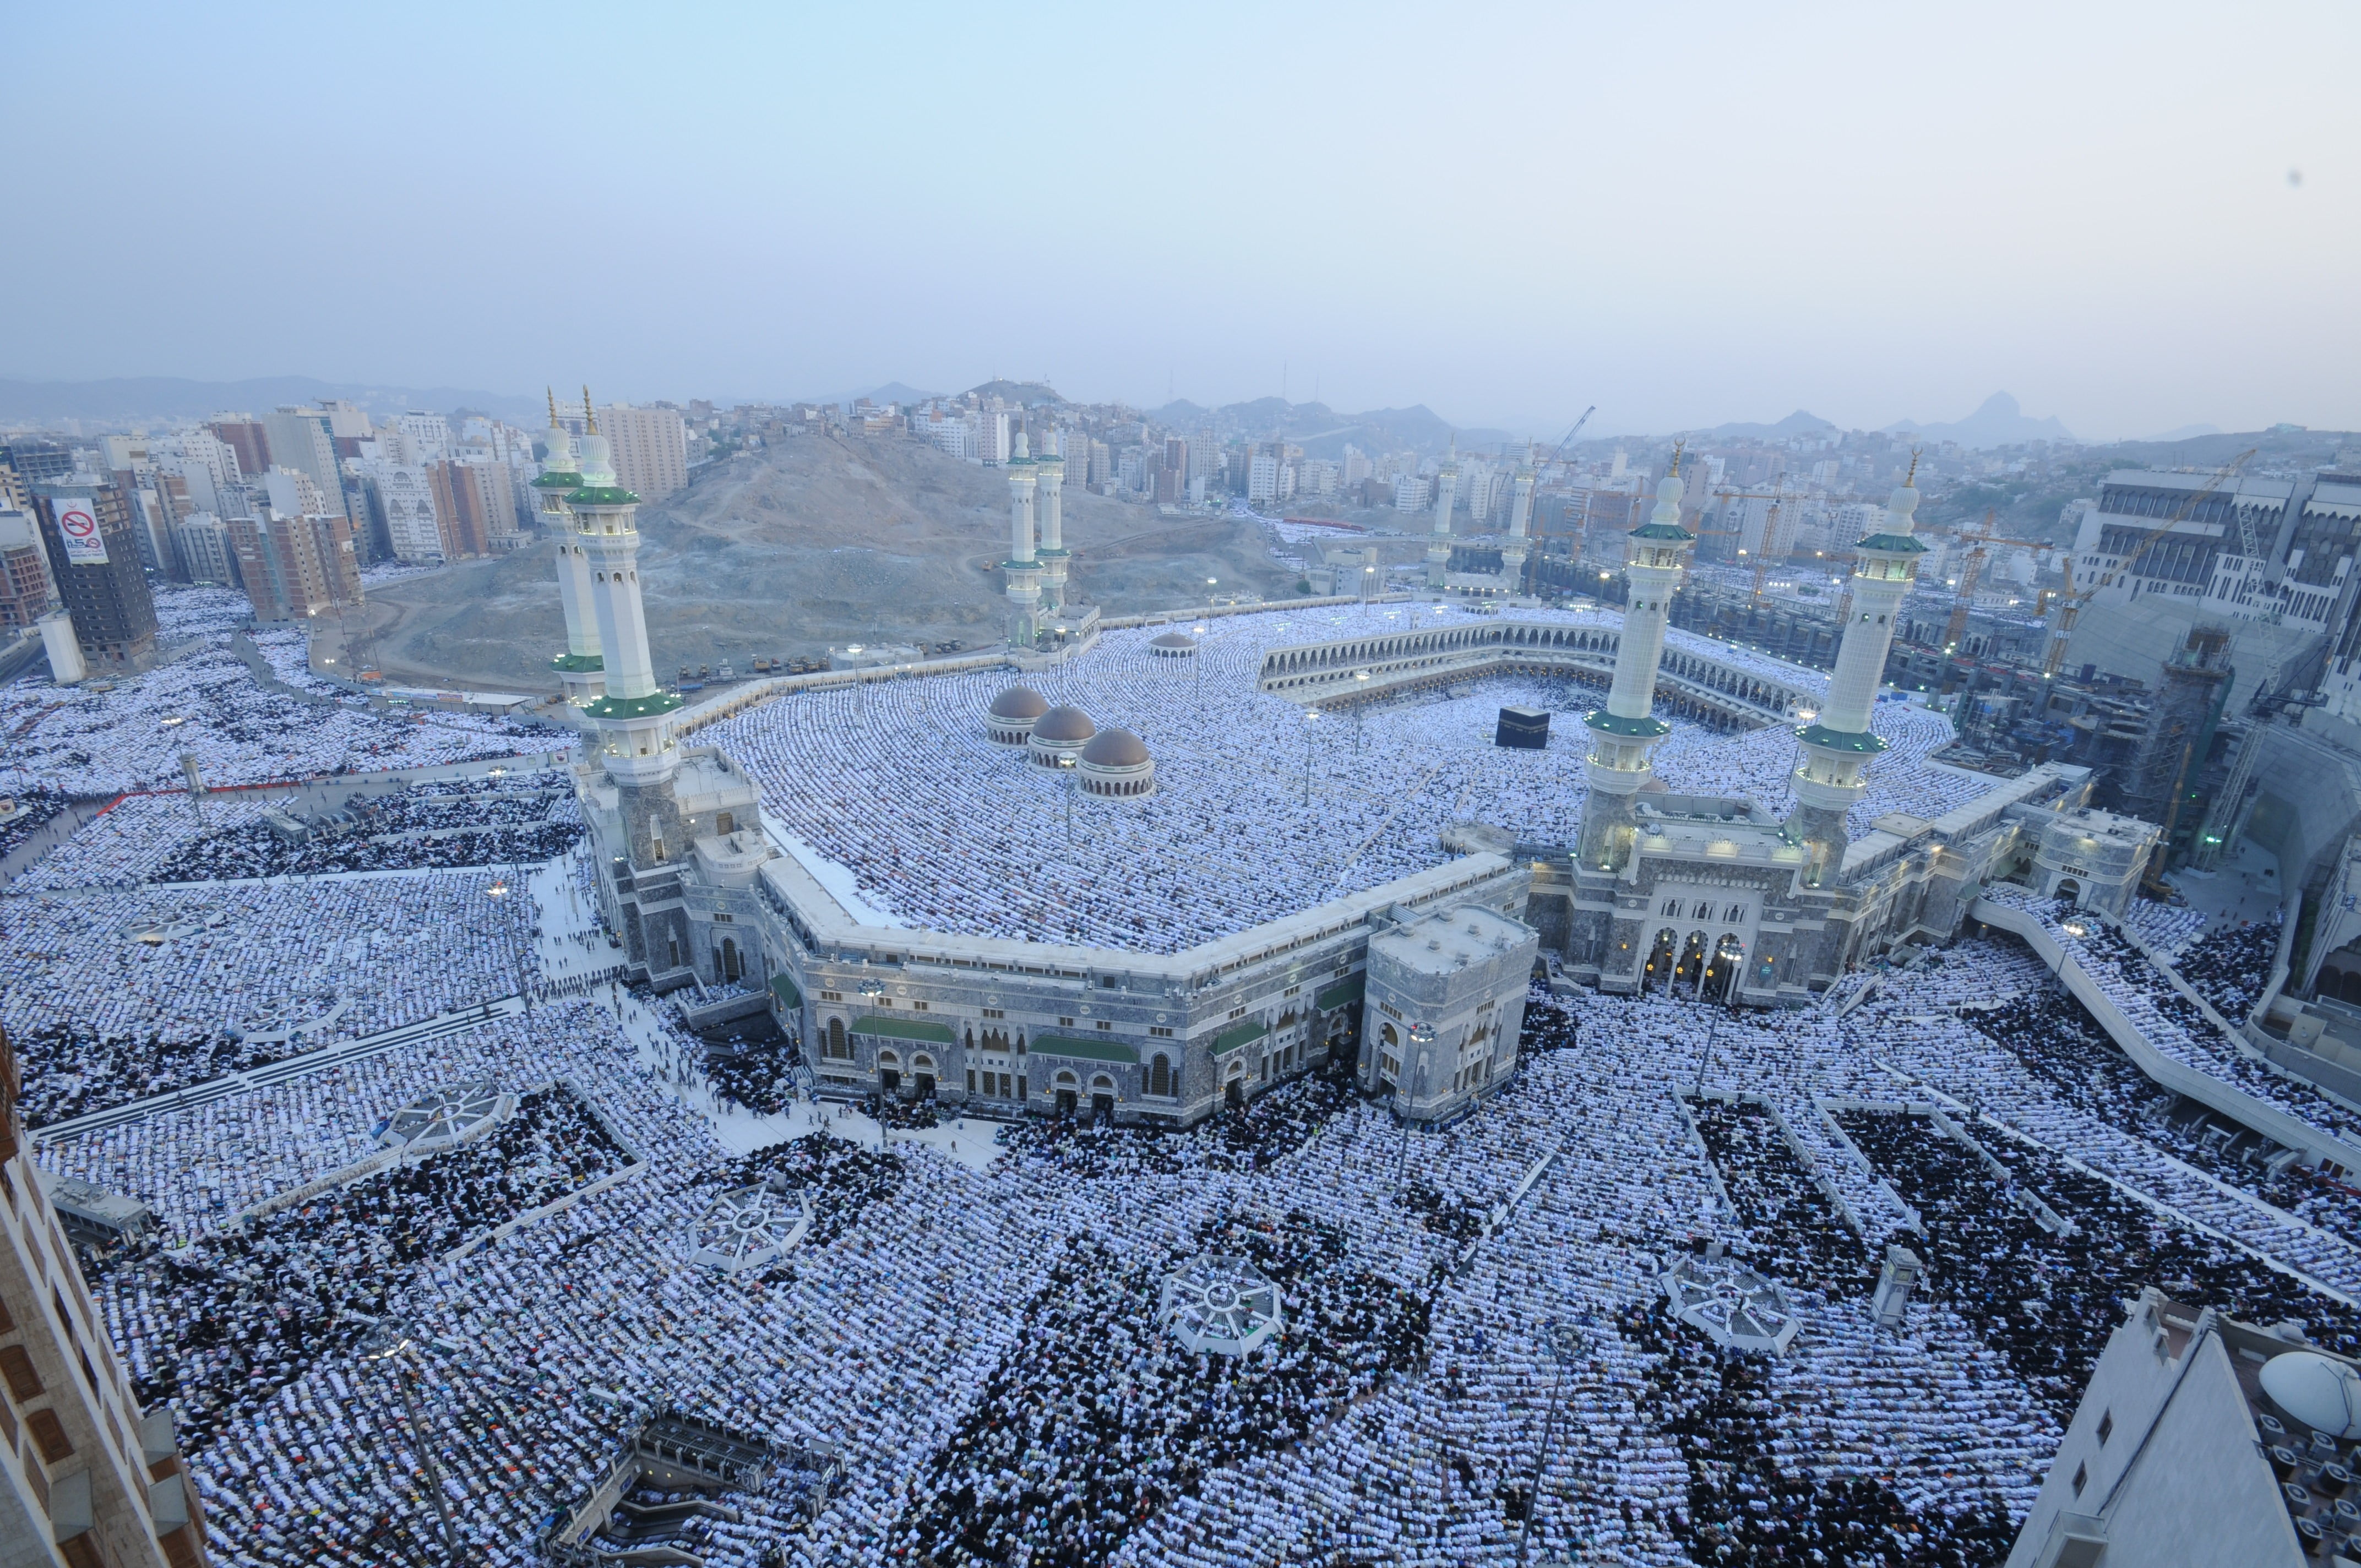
[5,1,2355,439]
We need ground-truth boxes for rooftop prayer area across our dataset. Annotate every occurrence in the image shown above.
[703,605,1980,954]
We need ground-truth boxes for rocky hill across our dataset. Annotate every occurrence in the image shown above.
[352,428,1304,690]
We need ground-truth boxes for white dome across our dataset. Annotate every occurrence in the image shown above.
[2262,1350,2361,1438]
[578,431,616,486]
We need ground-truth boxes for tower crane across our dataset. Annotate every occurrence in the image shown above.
[1939,508,2049,655]
[1710,483,1793,599]
[2041,448,2257,680]
[1519,405,1599,591]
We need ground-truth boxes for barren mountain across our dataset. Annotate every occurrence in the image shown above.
[350,428,1303,691]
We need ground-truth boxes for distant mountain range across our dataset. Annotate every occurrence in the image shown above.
[0,374,546,428]
[1882,391,2075,449]
[1704,410,1840,440]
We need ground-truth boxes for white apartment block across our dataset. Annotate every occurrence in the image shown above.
[357,461,443,562]
[601,404,689,500]
[394,411,452,464]
[1395,474,1430,511]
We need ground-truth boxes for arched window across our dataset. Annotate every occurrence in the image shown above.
[1150,1054,1172,1096]
[719,937,740,981]
[828,1016,847,1059]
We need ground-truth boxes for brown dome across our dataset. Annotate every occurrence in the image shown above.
[989,685,1049,720]
[1031,704,1096,743]
[1149,632,1196,649]
[1081,728,1148,767]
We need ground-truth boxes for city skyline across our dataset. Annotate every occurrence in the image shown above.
[3,2,2353,440]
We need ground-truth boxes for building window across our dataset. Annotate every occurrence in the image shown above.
[2097,1411,2113,1446]
[2070,1463,2086,1497]
[1150,1026,1173,1038]
[1097,1020,1111,1031]
[1150,1054,1172,1096]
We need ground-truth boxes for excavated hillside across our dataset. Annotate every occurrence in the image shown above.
[352,429,1304,691]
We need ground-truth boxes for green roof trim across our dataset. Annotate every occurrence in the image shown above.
[1796,723,1889,754]
[1028,1034,1140,1065]
[581,691,683,720]
[1314,974,1364,1011]
[531,470,580,489]
[550,652,605,672]
[1630,521,1696,541]
[850,1014,955,1044]
[566,485,640,507]
[999,559,1041,573]
[1853,532,1928,554]
[770,973,802,1010]
[1583,710,1672,738]
[1032,546,1070,559]
[1210,1018,1271,1057]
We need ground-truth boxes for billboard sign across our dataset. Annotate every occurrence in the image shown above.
[54,497,106,565]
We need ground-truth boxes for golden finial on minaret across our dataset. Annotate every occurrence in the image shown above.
[1905,447,1921,487]
[581,386,598,436]
[1669,437,1687,477]
[547,386,559,427]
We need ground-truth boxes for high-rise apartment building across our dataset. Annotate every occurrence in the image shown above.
[600,404,688,501]
[203,417,268,482]
[0,1028,209,1567]
[0,509,55,631]
[170,514,238,589]
[34,481,159,672]
[352,462,444,562]
[228,512,362,622]
[427,460,520,556]
[393,411,451,464]
[258,409,346,518]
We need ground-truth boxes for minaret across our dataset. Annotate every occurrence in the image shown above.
[571,389,681,787]
[1036,428,1068,608]
[1788,454,1928,886]
[537,389,603,707]
[1500,441,1537,594]
[1003,427,1041,647]
[1575,448,1696,872]
[1426,434,1460,588]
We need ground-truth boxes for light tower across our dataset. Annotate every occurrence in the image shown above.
[570,390,682,787]
[1788,455,1928,886]
[1426,434,1460,589]
[1500,442,1537,594]
[537,389,603,707]
[1003,427,1042,647]
[1036,429,1068,609]
[1574,449,1695,873]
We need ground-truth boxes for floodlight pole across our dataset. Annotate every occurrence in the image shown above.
[365,1330,465,1566]
[1516,1322,1585,1568]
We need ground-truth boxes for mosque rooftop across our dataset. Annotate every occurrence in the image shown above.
[697,603,1982,955]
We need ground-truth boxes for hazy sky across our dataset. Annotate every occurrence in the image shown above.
[6,2,2355,440]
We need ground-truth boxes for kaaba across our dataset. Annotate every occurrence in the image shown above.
[1494,705,1550,749]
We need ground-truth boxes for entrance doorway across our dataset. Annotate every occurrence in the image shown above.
[880,1069,901,1093]
[1056,1089,1078,1114]
[1225,1077,1245,1109]
[916,1073,935,1097]
[1091,1093,1115,1120]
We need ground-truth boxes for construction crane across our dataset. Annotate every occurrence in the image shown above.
[1710,483,1793,599]
[1519,405,1600,591]
[2041,448,2259,680]
[1939,508,2049,654]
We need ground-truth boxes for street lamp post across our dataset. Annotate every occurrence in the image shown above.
[1695,990,1724,1096]
[1057,752,1076,843]
[1395,1028,1434,1183]
[1515,1321,1588,1567]
[858,971,887,1146]
[1354,668,1370,750]
[361,1327,466,1567]
[1302,710,1318,807]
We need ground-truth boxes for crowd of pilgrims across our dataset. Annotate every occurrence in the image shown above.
[701,606,1974,955]
[1984,886,2361,1145]
[12,778,585,888]
[20,807,2361,1560]
[0,783,69,859]
[1,869,534,1126]
[47,926,2343,1568]
[0,634,569,798]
